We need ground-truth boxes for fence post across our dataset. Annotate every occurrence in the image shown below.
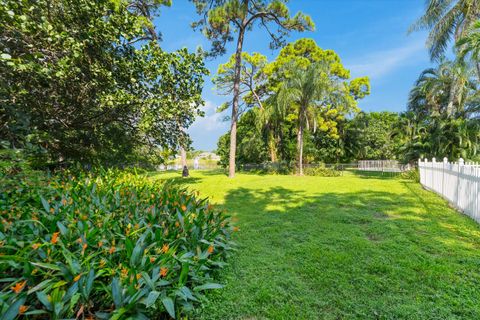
[457,158,464,209]
[443,157,448,197]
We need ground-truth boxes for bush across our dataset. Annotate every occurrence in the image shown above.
[0,169,234,319]
[399,168,420,182]
[304,165,341,177]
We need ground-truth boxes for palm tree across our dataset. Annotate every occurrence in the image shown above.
[457,20,480,78]
[411,0,480,61]
[411,0,480,117]
[277,62,349,175]
[408,60,476,116]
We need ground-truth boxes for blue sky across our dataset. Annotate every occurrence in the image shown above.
[156,0,433,151]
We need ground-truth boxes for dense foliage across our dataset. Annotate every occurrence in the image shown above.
[215,38,371,172]
[0,0,208,168]
[0,164,234,319]
[191,0,314,177]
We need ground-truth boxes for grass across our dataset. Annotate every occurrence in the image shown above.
[150,170,480,319]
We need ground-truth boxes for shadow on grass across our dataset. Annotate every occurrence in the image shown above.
[199,182,480,319]
[349,169,402,180]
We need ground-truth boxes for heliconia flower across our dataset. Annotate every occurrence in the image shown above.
[51,232,60,244]
[150,257,155,263]
[50,208,55,213]
[18,305,28,314]
[136,273,142,280]
[175,221,180,228]
[160,267,168,277]
[181,205,187,211]
[62,199,67,206]
[73,274,81,282]
[109,246,116,254]
[98,241,103,247]
[32,243,41,250]
[161,243,169,253]
[208,245,214,254]
[11,280,27,294]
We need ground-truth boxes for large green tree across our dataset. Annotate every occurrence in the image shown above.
[190,0,314,177]
[267,39,370,174]
[0,0,208,167]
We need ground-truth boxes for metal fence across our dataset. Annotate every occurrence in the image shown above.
[419,158,480,223]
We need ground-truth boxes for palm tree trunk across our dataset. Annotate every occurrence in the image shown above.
[446,79,456,117]
[297,106,305,175]
[268,128,277,162]
[228,26,246,178]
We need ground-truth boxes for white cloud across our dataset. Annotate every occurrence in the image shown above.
[188,101,228,133]
[346,39,427,80]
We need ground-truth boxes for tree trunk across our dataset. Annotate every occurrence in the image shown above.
[297,106,305,175]
[180,147,187,168]
[446,80,456,117]
[228,25,246,178]
[268,129,277,163]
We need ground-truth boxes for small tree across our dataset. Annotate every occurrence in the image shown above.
[190,0,314,177]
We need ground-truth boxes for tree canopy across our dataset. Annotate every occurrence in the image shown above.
[0,0,208,167]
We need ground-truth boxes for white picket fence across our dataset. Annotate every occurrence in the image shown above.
[358,160,411,172]
[419,158,480,222]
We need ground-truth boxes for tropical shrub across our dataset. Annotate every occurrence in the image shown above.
[304,165,341,177]
[399,168,420,182]
[0,169,234,319]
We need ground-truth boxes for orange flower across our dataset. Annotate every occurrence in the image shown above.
[73,274,81,282]
[77,237,83,243]
[207,245,214,254]
[161,243,169,253]
[18,305,28,314]
[11,280,26,294]
[109,246,116,254]
[160,267,168,277]
[181,205,187,211]
[233,226,239,232]
[49,208,55,214]
[98,241,103,247]
[62,199,67,206]
[136,273,142,280]
[150,257,156,263]
[175,221,180,228]
[121,267,128,278]
[32,243,41,250]
[81,243,87,255]
[51,232,60,244]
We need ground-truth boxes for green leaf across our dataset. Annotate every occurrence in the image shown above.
[193,283,224,291]
[27,279,54,294]
[31,262,61,271]
[178,263,189,286]
[111,277,123,308]
[145,291,160,308]
[37,291,52,310]
[40,196,50,213]
[130,241,144,266]
[1,296,26,320]
[56,221,67,235]
[161,297,175,319]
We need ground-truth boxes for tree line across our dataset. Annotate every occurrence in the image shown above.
[214,0,480,172]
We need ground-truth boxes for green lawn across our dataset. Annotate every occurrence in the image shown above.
[151,170,480,319]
